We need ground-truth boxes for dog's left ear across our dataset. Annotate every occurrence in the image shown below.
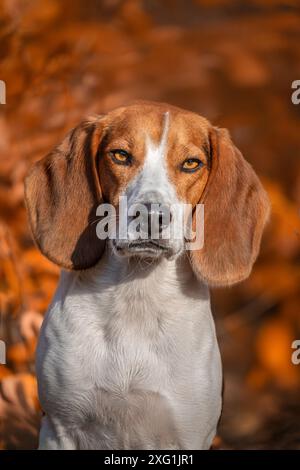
[25,117,106,270]
[189,127,270,286]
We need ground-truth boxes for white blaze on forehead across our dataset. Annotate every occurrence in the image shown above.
[145,111,169,166]
[136,111,177,202]
[124,111,180,207]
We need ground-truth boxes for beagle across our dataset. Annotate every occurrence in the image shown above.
[25,101,270,450]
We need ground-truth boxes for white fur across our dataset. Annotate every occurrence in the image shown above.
[129,111,172,200]
[37,253,222,449]
[37,113,223,450]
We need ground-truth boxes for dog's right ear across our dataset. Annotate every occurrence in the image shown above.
[24,117,106,270]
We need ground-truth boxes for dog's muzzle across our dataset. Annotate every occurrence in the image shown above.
[111,194,182,259]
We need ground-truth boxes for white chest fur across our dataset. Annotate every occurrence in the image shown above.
[37,251,222,450]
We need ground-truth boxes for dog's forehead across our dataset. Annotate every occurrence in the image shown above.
[104,103,210,147]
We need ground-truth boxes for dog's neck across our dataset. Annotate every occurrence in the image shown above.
[64,246,210,315]
[55,247,210,344]
[56,247,209,341]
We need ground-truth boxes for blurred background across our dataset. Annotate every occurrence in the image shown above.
[0,0,300,449]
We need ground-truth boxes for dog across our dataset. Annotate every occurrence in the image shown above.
[25,101,270,449]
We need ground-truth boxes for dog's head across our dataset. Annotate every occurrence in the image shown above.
[25,101,270,286]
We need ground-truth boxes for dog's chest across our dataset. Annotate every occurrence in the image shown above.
[37,257,222,446]
[40,270,205,393]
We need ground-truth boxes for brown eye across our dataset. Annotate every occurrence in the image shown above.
[110,149,132,165]
[182,158,203,173]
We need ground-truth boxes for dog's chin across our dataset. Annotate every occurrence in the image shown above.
[111,239,179,260]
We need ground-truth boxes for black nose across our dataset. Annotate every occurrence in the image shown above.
[143,203,172,237]
[136,202,172,238]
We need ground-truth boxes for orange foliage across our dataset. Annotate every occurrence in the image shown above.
[0,0,300,449]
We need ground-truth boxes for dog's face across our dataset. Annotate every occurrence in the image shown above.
[96,104,210,259]
[25,101,270,286]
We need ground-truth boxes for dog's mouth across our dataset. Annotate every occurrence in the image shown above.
[112,239,171,258]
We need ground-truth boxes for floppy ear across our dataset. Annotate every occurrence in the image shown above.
[189,127,270,286]
[24,117,106,270]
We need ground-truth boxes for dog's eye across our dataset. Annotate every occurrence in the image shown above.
[181,158,203,173]
[109,149,132,165]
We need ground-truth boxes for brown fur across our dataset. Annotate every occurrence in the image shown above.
[24,117,105,270]
[189,127,270,286]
